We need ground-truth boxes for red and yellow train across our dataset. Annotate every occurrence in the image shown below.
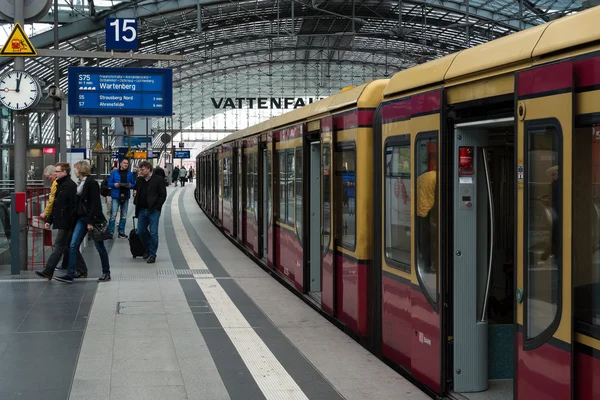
[196,7,600,399]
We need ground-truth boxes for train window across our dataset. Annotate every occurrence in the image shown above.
[267,150,272,228]
[322,145,331,254]
[278,150,286,221]
[253,152,259,216]
[415,133,438,304]
[525,122,561,342]
[573,125,600,331]
[218,158,222,201]
[295,147,303,238]
[286,148,295,226]
[334,142,356,249]
[385,137,411,270]
[243,152,249,212]
[223,156,230,202]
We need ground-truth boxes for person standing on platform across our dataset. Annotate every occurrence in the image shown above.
[101,166,117,219]
[40,165,57,220]
[135,161,167,264]
[55,161,111,283]
[40,164,87,274]
[35,163,88,279]
[188,168,194,183]
[172,166,180,186]
[108,158,135,239]
[179,166,188,187]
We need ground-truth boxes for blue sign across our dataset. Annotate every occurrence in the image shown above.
[124,136,152,146]
[68,67,173,117]
[173,150,190,159]
[151,151,161,159]
[105,18,138,51]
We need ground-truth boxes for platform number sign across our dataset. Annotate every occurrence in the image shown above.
[105,18,138,51]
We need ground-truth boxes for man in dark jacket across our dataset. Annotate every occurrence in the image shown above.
[108,158,135,238]
[135,161,167,263]
[34,163,87,279]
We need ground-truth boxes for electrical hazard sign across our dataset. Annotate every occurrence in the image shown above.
[0,23,37,57]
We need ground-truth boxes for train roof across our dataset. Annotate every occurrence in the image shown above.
[384,6,600,97]
[221,79,388,145]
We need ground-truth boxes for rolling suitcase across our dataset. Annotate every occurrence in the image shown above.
[129,217,146,258]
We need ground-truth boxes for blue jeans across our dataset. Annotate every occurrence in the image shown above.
[109,197,129,235]
[138,209,160,258]
[67,219,110,277]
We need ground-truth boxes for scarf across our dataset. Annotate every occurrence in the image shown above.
[77,176,86,195]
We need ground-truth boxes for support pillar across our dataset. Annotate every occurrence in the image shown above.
[12,1,27,272]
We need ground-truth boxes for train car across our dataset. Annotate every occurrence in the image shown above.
[197,7,600,400]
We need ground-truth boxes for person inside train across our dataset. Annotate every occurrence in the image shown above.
[417,167,437,274]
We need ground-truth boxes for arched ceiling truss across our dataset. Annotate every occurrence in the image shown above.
[0,0,586,144]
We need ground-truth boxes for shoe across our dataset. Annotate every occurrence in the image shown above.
[54,275,74,284]
[35,271,52,280]
[97,274,111,282]
[74,271,88,279]
[55,265,64,270]
[118,233,128,239]
[142,250,150,260]
[147,256,156,264]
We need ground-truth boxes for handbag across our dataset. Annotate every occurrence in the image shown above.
[91,220,112,242]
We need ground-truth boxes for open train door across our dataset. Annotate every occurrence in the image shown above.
[515,60,574,400]
[321,116,336,315]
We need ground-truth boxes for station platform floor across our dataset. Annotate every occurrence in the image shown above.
[0,186,429,400]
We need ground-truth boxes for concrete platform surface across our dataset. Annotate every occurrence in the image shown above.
[0,186,429,400]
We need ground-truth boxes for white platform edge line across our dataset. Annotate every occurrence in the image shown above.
[171,189,309,400]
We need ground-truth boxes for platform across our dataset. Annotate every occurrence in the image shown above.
[0,186,429,400]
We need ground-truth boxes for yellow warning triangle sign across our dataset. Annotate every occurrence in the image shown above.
[125,149,133,158]
[0,23,37,57]
[92,141,104,152]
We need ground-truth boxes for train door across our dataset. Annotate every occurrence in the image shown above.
[515,61,574,399]
[452,118,515,398]
[233,147,239,238]
[261,145,268,262]
[308,140,322,302]
[321,116,336,315]
[237,147,243,241]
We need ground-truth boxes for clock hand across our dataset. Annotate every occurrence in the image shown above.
[15,72,22,93]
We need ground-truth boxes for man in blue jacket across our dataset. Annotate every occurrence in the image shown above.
[108,158,136,238]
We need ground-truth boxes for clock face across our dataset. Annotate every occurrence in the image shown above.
[0,71,41,111]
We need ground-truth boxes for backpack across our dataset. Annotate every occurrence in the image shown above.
[100,176,111,197]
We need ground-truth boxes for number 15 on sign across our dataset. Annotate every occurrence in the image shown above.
[105,18,138,51]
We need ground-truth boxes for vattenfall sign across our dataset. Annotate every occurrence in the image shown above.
[211,97,326,109]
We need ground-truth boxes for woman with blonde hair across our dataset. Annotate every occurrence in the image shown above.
[55,160,111,283]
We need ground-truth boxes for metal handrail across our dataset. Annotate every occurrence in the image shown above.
[480,149,495,322]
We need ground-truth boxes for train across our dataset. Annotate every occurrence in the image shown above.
[195,7,600,400]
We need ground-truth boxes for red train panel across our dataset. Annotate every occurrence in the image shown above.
[274,226,303,291]
[576,344,600,399]
[382,274,412,372]
[222,199,234,236]
[244,213,259,256]
[517,333,571,400]
[335,254,369,337]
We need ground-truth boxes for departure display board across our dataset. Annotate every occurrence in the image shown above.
[68,67,172,117]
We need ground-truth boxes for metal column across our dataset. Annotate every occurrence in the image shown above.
[12,1,27,272]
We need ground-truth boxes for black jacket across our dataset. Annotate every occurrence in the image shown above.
[76,177,106,225]
[47,175,77,230]
[135,173,167,216]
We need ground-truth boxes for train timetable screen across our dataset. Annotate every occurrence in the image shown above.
[68,67,173,117]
